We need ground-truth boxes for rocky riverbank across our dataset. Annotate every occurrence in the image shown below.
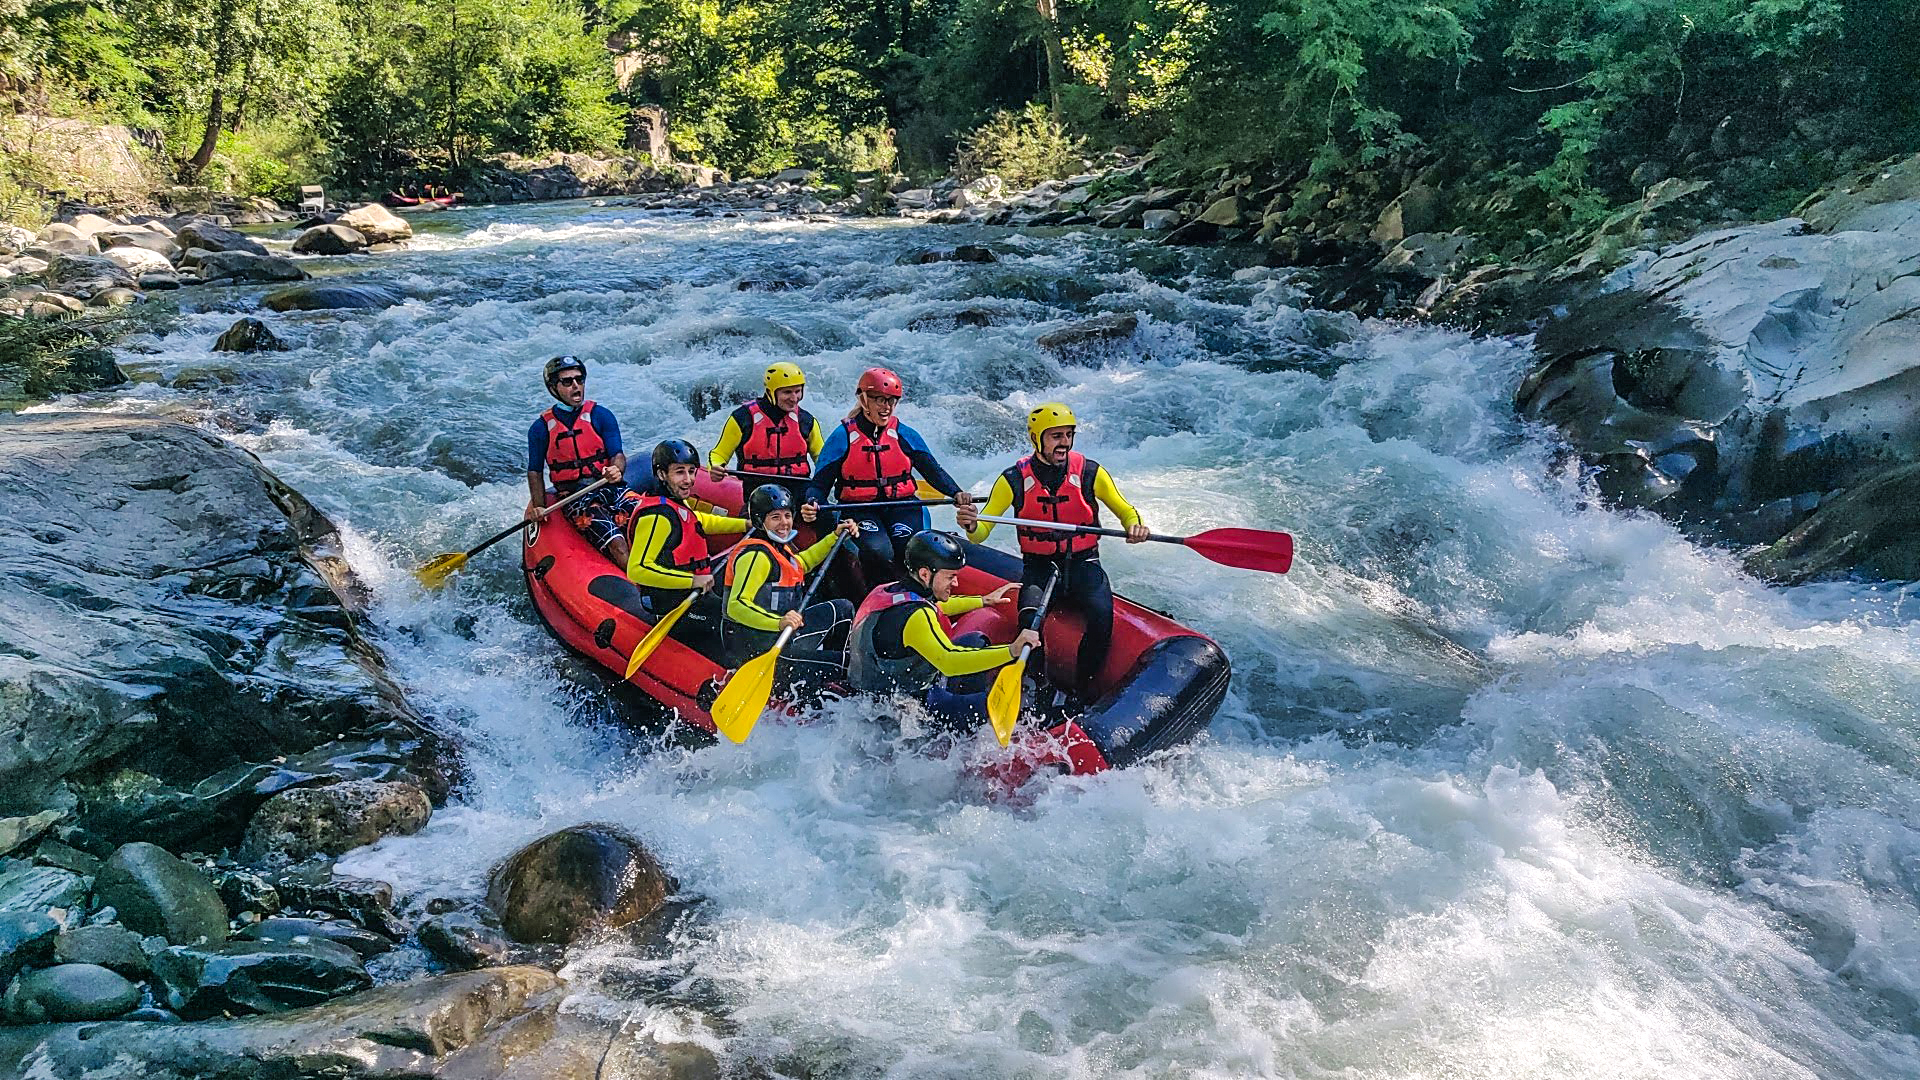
[893,148,1920,584]
[0,414,707,1077]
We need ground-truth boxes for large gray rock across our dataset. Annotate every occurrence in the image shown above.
[95,226,182,261]
[213,316,288,353]
[0,224,34,256]
[291,224,369,255]
[486,824,669,945]
[418,910,511,971]
[0,414,422,817]
[94,843,228,945]
[32,223,94,255]
[0,965,559,1077]
[3,962,141,1022]
[335,204,411,244]
[1518,152,1920,577]
[239,778,431,862]
[1036,312,1139,354]
[53,922,150,976]
[0,912,58,985]
[45,252,136,296]
[236,916,393,959]
[175,220,270,256]
[153,937,370,1017]
[0,811,62,857]
[102,245,174,276]
[261,282,405,312]
[191,249,309,283]
[0,864,88,916]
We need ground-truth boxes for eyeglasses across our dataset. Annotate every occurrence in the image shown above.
[556,375,585,387]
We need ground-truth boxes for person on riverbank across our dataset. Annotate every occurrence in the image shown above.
[526,356,642,569]
[627,438,748,649]
[847,530,1028,731]
[708,361,824,504]
[803,367,973,597]
[720,485,861,692]
[955,403,1148,705]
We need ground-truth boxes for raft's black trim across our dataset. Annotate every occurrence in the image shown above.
[533,554,556,580]
[1077,635,1229,767]
[960,540,1227,767]
[586,573,650,621]
[593,618,617,650]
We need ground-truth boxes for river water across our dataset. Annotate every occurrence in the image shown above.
[67,200,1920,1076]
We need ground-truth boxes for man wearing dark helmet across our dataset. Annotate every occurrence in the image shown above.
[526,356,642,568]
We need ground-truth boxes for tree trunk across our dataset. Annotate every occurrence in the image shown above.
[1036,0,1066,116]
[446,0,461,170]
[184,87,224,179]
[1107,32,1135,116]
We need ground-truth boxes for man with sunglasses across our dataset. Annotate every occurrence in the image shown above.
[525,356,642,568]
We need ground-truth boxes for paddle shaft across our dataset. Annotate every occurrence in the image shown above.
[973,511,1179,546]
[813,497,954,511]
[721,534,850,665]
[1006,565,1061,671]
[468,475,615,559]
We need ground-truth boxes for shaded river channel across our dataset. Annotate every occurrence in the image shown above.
[53,199,1920,1077]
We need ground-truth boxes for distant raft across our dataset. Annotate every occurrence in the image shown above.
[523,472,1229,783]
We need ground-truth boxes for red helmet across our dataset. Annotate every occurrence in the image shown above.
[857,366,905,399]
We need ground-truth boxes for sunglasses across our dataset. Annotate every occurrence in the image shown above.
[555,375,585,387]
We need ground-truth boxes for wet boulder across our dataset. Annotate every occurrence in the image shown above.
[190,249,310,283]
[0,811,63,858]
[93,842,228,945]
[291,224,369,255]
[0,413,428,815]
[53,922,151,977]
[0,912,59,985]
[214,316,288,353]
[418,909,512,971]
[45,252,135,296]
[899,244,996,265]
[212,866,282,917]
[237,916,393,958]
[486,824,669,945]
[0,864,89,917]
[260,282,405,312]
[239,778,431,863]
[0,965,558,1074]
[175,220,270,257]
[268,867,404,938]
[335,203,412,244]
[3,962,142,1022]
[153,937,371,1017]
[1519,152,1920,572]
[1036,312,1140,354]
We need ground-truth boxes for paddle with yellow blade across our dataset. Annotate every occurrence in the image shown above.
[986,565,1060,747]
[414,475,616,588]
[706,534,851,743]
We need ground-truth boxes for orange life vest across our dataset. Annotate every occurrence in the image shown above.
[736,401,813,477]
[838,417,916,501]
[1007,451,1101,557]
[542,401,613,489]
[723,536,807,615]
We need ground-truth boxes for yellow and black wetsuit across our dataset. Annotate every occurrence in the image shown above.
[847,583,1010,694]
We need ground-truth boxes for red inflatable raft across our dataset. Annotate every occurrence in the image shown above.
[523,472,1229,783]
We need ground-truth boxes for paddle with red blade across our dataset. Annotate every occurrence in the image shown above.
[970,513,1294,574]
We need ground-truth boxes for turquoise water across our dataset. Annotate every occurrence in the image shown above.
[60,199,1920,1078]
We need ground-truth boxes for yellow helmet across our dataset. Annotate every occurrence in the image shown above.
[764,361,806,394]
[1027,402,1077,448]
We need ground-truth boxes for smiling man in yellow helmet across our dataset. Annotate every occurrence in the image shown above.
[708,361,824,504]
[955,403,1149,704]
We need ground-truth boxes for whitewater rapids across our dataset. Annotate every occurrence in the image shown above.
[58,201,1920,1078]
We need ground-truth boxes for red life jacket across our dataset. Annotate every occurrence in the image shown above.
[837,417,917,502]
[542,401,613,488]
[736,401,812,477]
[1008,451,1101,556]
[848,581,956,693]
[851,581,956,637]
[632,493,709,572]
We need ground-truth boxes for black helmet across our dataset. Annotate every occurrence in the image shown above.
[543,355,585,392]
[747,483,797,530]
[903,530,967,578]
[651,438,701,476]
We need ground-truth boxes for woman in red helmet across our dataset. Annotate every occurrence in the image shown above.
[803,366,973,596]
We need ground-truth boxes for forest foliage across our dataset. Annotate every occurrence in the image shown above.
[2,0,1915,230]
